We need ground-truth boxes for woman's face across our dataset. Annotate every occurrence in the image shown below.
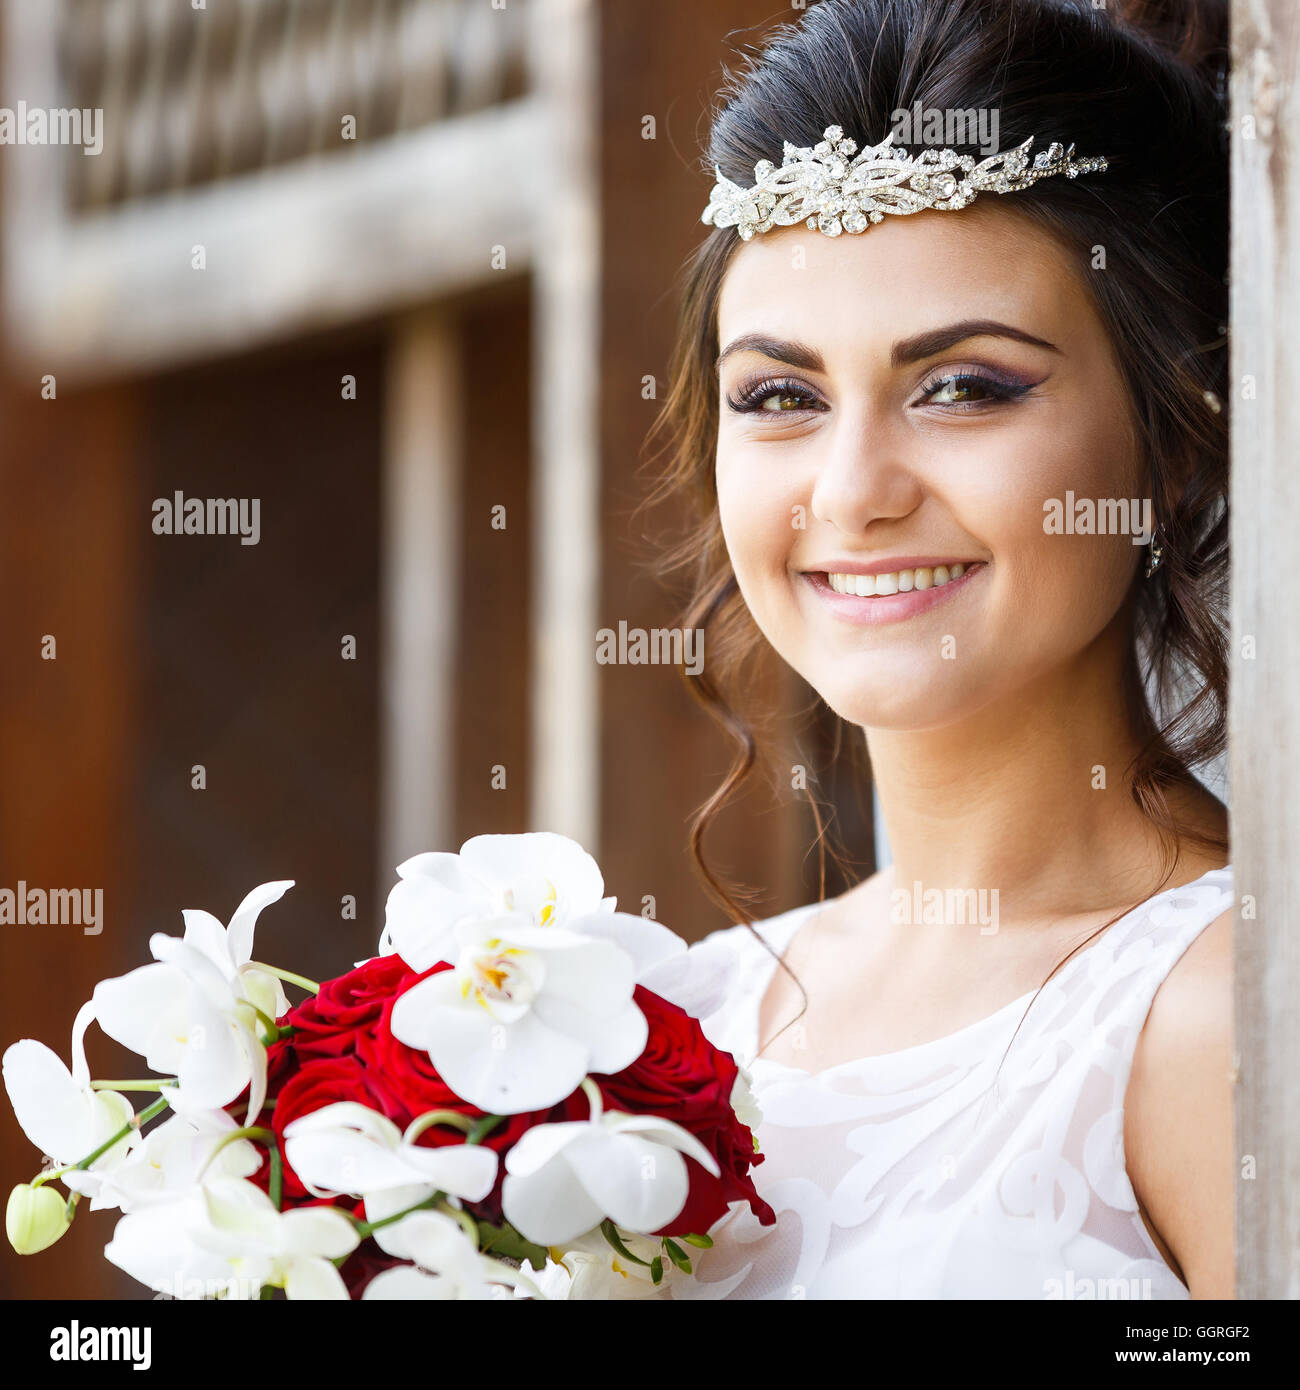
[714,200,1146,731]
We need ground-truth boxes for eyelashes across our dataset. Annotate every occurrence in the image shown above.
[724,368,1039,416]
[918,369,1038,408]
[726,376,826,415]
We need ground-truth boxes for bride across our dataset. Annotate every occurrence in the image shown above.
[651,0,1232,1299]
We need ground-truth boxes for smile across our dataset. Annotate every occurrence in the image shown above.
[802,560,987,626]
[826,562,969,595]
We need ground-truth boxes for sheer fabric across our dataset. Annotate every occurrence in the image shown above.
[677,866,1233,1300]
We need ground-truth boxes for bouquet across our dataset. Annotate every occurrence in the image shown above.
[3,833,774,1299]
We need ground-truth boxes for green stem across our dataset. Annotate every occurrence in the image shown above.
[435,1199,479,1245]
[88,1080,169,1092]
[580,1077,603,1122]
[197,1126,274,1182]
[350,1191,442,1242]
[35,1093,173,1185]
[467,1113,505,1146]
[268,1143,283,1212]
[229,1098,276,1117]
[405,1110,475,1144]
[240,1001,279,1044]
[245,962,320,994]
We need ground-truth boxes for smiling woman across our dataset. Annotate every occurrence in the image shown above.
[647,0,1233,1300]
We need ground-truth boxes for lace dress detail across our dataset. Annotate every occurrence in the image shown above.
[678,866,1233,1301]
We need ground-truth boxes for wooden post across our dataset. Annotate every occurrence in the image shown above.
[525,0,601,851]
[378,310,462,889]
[1230,0,1300,1299]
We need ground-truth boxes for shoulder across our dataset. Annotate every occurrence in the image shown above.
[1124,904,1234,1297]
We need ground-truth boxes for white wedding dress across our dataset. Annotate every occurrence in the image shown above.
[677,865,1233,1300]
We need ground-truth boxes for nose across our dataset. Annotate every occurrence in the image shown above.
[808,403,925,537]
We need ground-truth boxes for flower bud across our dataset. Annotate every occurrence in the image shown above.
[6,1183,71,1255]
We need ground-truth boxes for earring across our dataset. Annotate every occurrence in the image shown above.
[1145,532,1164,579]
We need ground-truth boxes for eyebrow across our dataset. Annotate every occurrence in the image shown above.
[715,319,1061,374]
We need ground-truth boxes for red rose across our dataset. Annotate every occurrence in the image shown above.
[356,965,564,1222]
[573,985,775,1235]
[235,957,558,1223]
[283,954,424,1061]
[267,1055,405,1204]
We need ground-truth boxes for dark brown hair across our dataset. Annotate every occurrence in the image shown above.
[645,0,1230,998]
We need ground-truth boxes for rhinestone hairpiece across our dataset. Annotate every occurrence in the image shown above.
[701,125,1108,240]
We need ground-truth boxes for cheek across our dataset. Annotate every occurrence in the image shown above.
[716,448,799,584]
[990,414,1143,642]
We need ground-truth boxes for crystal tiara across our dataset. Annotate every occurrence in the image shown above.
[701,124,1108,240]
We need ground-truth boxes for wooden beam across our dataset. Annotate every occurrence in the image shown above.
[378,309,463,889]
[525,0,600,851]
[1230,0,1300,1300]
[2,99,545,381]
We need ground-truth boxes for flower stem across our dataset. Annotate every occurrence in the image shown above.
[197,1127,274,1182]
[466,1114,505,1146]
[245,962,320,994]
[580,1077,603,1122]
[405,1110,475,1144]
[435,1199,480,1245]
[36,1093,173,1185]
[268,1143,283,1212]
[241,1001,280,1044]
[350,1191,442,1241]
[88,1080,169,1092]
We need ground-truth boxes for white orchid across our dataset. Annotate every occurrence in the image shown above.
[389,914,649,1113]
[2,1002,137,1181]
[66,1108,262,1214]
[106,1177,359,1300]
[530,1227,692,1300]
[380,832,614,969]
[380,830,733,1023]
[637,932,739,1019]
[500,1105,722,1246]
[730,1066,764,1135]
[91,881,294,1118]
[361,1209,533,1300]
[282,1102,497,1218]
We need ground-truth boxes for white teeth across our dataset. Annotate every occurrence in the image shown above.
[824,563,976,595]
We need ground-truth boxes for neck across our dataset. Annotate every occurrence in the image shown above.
[864,609,1188,918]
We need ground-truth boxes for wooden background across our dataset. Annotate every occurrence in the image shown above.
[0,0,861,1299]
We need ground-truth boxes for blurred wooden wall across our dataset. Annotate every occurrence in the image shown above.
[595,0,859,935]
[0,0,868,1301]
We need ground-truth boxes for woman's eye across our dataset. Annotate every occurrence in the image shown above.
[920,372,1031,407]
[727,379,824,415]
[758,388,819,412]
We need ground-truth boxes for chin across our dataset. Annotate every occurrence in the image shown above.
[812,671,987,733]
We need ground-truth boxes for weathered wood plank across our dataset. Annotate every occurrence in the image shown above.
[524,0,600,849]
[378,309,462,892]
[1230,0,1300,1300]
[3,99,546,379]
